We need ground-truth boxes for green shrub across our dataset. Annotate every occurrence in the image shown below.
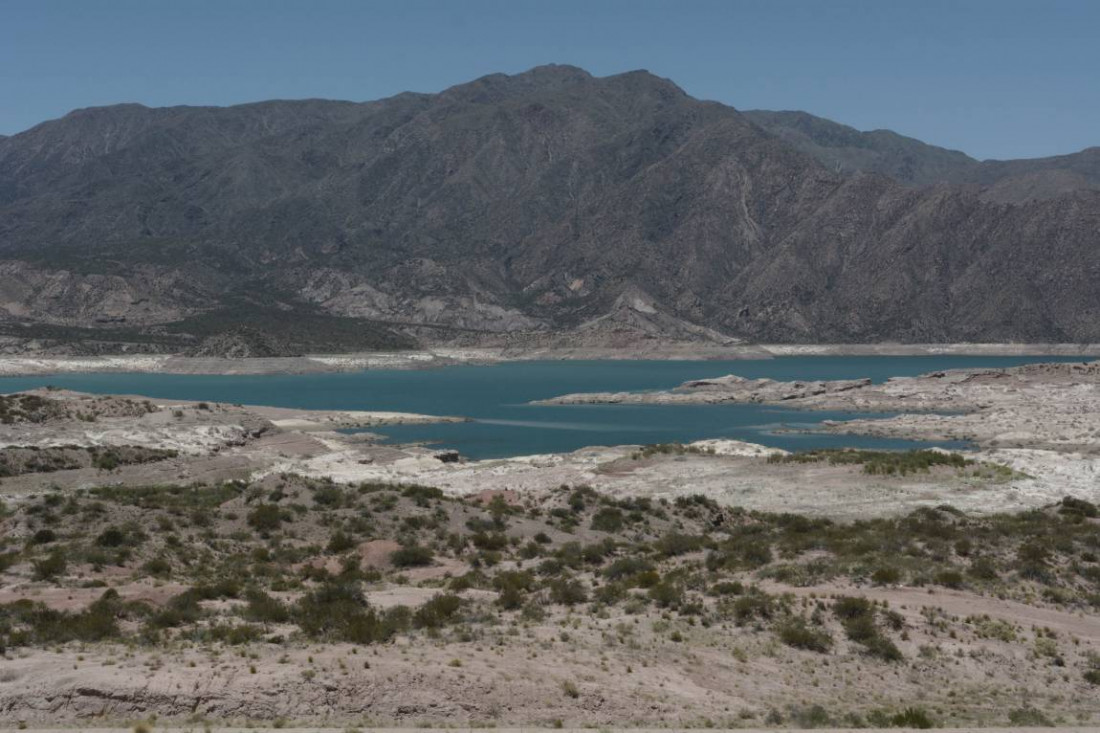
[326,530,356,554]
[142,556,172,578]
[247,504,285,533]
[842,612,878,643]
[293,582,400,644]
[493,571,535,610]
[934,569,964,589]
[791,704,831,728]
[549,577,588,606]
[603,557,654,581]
[862,634,904,662]
[634,443,713,460]
[969,557,999,580]
[200,622,265,645]
[93,452,119,471]
[0,590,127,648]
[1017,542,1051,565]
[590,507,624,532]
[891,707,934,728]
[402,484,444,505]
[654,532,704,557]
[147,598,199,630]
[833,596,874,621]
[1059,496,1098,518]
[706,540,774,571]
[580,541,613,565]
[647,581,684,609]
[708,580,744,596]
[775,616,833,653]
[32,549,67,580]
[772,449,970,476]
[1008,707,1053,726]
[726,591,778,625]
[30,529,56,545]
[95,525,144,548]
[593,581,627,605]
[471,532,508,551]
[391,544,433,568]
[244,589,289,624]
[311,484,345,508]
[871,566,901,585]
[834,596,903,661]
[413,593,463,629]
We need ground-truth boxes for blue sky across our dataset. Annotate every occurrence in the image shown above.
[1,0,1097,160]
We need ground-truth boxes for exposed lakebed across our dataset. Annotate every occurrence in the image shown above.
[0,355,1086,459]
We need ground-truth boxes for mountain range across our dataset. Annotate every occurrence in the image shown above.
[1,64,1098,351]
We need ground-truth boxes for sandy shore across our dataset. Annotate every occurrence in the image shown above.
[1,343,1099,376]
[2,377,1095,517]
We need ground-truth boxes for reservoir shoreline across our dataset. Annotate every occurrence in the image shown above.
[0,341,1099,376]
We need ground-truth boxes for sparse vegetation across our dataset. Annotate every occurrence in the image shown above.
[631,442,715,460]
[769,448,973,475]
[1,475,1097,726]
[390,543,434,568]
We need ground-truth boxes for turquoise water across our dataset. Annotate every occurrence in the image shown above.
[0,356,1085,459]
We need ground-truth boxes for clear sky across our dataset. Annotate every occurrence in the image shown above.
[1,0,1097,160]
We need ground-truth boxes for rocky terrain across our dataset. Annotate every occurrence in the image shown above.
[540,361,1100,448]
[2,65,1100,351]
[184,328,302,359]
[744,109,1100,201]
[537,374,874,405]
[1,365,1100,729]
[1,454,1099,728]
[538,361,1100,511]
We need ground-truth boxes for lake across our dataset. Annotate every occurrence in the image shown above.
[0,355,1085,459]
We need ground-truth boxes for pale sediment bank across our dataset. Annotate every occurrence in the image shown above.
[534,374,874,405]
[0,350,485,376]
[4,729,1099,733]
[758,343,1100,356]
[0,389,464,457]
[537,362,1100,451]
[3,359,1100,517]
[0,342,1099,376]
[526,361,1100,513]
[0,384,1088,519]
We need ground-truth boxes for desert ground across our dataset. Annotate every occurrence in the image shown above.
[1,360,1099,729]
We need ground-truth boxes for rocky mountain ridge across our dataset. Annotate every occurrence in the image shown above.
[743,109,1100,202]
[1,64,1098,349]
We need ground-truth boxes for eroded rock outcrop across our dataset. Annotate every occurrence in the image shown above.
[535,374,872,405]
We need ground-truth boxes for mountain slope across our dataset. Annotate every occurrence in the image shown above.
[1,65,1099,346]
[742,109,979,185]
[744,109,1100,203]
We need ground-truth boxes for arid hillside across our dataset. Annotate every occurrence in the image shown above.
[2,66,1100,350]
